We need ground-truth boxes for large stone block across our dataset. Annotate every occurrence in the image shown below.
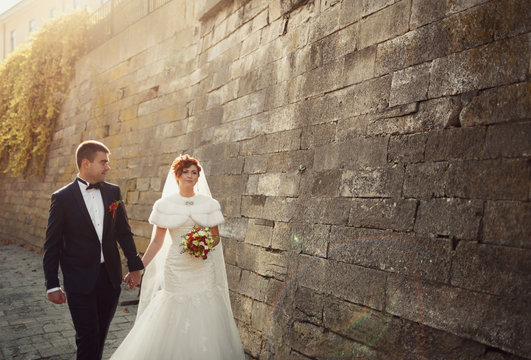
[429,36,528,97]
[483,201,531,248]
[297,256,387,310]
[245,219,274,247]
[446,159,530,200]
[295,197,351,225]
[451,241,531,296]
[239,129,301,155]
[339,165,404,198]
[308,3,340,44]
[376,2,498,76]
[295,58,345,99]
[494,0,531,40]
[328,227,453,283]
[386,274,531,358]
[425,127,486,161]
[338,136,389,169]
[410,0,446,29]
[301,122,336,149]
[256,172,300,196]
[484,122,531,159]
[324,296,487,358]
[294,285,324,324]
[403,161,448,200]
[300,170,341,198]
[342,45,376,86]
[460,83,530,127]
[367,96,460,135]
[289,222,331,257]
[340,0,395,26]
[387,132,427,163]
[223,90,267,123]
[239,270,270,301]
[231,291,253,324]
[349,198,417,231]
[389,62,430,106]
[359,0,410,49]
[251,300,273,334]
[342,75,391,118]
[415,198,482,239]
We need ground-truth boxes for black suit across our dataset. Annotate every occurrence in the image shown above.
[43,179,143,360]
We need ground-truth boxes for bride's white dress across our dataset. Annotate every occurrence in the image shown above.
[111,194,245,360]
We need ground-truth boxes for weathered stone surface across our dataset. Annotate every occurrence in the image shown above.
[460,83,531,127]
[328,227,453,283]
[300,122,336,150]
[367,97,461,136]
[451,241,531,296]
[410,0,446,29]
[425,127,486,161]
[294,286,324,324]
[415,198,483,239]
[349,199,417,231]
[386,274,531,358]
[289,222,330,257]
[429,36,528,97]
[446,159,530,200]
[483,201,531,248]
[387,132,427,163]
[295,197,351,225]
[403,161,448,200]
[223,240,288,280]
[342,45,376,86]
[494,0,531,40]
[245,219,274,247]
[298,256,387,310]
[256,172,300,196]
[338,136,389,169]
[358,0,410,49]
[339,165,404,198]
[323,295,487,358]
[484,122,531,159]
[339,0,395,26]
[300,169,341,197]
[291,320,379,359]
[389,62,430,106]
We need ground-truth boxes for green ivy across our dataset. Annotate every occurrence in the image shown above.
[0,11,92,178]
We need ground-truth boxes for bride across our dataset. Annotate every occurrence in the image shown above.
[111,155,245,359]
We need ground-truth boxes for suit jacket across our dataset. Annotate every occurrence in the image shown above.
[43,180,144,294]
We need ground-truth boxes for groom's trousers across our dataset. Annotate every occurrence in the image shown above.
[66,264,121,360]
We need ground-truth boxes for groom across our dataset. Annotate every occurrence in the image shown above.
[43,140,144,360]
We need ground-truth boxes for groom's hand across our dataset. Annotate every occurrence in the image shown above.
[47,289,66,304]
[124,270,142,289]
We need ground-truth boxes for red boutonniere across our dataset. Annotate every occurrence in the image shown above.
[109,200,122,219]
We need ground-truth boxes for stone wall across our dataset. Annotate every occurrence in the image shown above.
[0,0,529,358]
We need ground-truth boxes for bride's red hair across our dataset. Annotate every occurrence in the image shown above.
[172,154,201,178]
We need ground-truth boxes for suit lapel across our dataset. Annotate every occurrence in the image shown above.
[100,183,112,241]
[71,181,100,240]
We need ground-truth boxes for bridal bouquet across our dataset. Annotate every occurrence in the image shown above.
[181,225,215,260]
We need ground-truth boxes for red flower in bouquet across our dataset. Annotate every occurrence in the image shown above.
[181,225,215,260]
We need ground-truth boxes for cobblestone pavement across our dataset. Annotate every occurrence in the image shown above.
[0,244,140,360]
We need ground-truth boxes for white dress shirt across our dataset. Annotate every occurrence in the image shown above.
[47,176,105,294]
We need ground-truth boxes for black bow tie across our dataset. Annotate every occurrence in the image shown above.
[77,178,101,190]
[87,182,102,190]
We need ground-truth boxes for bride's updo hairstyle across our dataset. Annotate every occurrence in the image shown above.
[172,154,202,179]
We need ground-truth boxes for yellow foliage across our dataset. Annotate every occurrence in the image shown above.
[0,11,92,178]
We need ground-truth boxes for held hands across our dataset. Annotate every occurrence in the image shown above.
[47,289,66,304]
[124,270,142,289]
